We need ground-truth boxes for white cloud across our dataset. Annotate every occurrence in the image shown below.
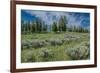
[23,10,90,28]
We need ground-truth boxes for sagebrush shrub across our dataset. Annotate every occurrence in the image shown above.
[21,40,32,50]
[66,43,90,60]
[39,48,54,61]
[64,34,80,41]
[48,39,63,46]
[21,39,47,49]
[31,40,42,48]
[21,51,36,62]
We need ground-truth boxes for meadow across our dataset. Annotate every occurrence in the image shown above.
[21,11,90,63]
[21,32,90,63]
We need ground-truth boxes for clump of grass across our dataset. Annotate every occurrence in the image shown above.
[84,42,90,48]
[21,50,37,62]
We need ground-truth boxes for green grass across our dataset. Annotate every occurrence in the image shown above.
[21,32,90,63]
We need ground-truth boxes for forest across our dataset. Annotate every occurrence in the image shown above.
[21,15,89,34]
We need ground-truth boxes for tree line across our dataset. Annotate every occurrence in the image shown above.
[21,18,48,34]
[21,15,89,34]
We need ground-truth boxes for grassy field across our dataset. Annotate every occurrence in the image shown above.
[21,32,90,63]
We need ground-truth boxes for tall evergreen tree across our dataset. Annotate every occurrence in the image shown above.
[21,20,24,34]
[36,18,43,32]
[52,22,58,32]
[31,22,36,33]
[58,16,67,32]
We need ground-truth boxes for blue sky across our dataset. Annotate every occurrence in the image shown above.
[21,10,90,29]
